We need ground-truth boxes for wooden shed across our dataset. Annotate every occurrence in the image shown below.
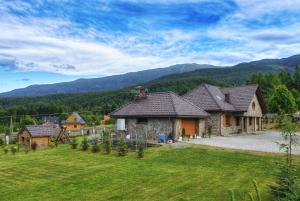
[19,125,56,149]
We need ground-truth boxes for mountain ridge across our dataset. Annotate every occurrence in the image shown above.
[1,54,300,97]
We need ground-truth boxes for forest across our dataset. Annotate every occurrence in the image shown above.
[0,66,299,133]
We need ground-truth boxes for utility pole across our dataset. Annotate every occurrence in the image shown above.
[10,116,13,134]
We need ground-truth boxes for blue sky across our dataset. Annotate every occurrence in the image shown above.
[0,0,300,92]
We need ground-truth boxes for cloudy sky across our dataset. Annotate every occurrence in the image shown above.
[0,0,300,92]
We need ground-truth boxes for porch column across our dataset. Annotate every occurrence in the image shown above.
[246,117,249,133]
[260,117,263,131]
[241,117,244,132]
[254,117,256,131]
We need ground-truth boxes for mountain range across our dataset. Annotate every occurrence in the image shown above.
[1,54,300,97]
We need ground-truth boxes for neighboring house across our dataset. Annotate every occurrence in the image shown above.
[18,125,56,148]
[62,112,86,131]
[183,84,267,136]
[111,91,209,140]
[100,115,111,125]
[41,116,59,127]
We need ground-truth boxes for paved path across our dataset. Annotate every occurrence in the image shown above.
[187,131,300,155]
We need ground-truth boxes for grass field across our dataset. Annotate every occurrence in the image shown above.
[0,144,299,201]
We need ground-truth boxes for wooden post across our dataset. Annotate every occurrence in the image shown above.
[241,117,244,133]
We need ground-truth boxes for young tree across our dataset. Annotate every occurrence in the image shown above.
[80,137,89,151]
[268,85,297,114]
[118,138,128,157]
[270,116,299,200]
[137,141,145,159]
[103,131,112,154]
[20,115,36,128]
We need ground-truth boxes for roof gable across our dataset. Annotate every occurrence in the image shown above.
[65,112,86,124]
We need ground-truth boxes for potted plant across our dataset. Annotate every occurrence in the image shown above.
[182,128,186,141]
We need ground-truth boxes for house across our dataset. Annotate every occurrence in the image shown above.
[62,112,86,131]
[100,115,111,125]
[110,91,209,140]
[18,125,56,148]
[41,116,59,127]
[183,84,267,136]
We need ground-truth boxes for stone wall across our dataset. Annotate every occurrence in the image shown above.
[125,118,174,141]
[206,113,221,135]
[220,114,242,136]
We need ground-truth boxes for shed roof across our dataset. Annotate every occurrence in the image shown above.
[111,92,209,118]
[22,125,57,137]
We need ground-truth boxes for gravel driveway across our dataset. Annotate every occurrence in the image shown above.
[187,131,300,155]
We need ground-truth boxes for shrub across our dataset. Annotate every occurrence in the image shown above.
[103,131,112,154]
[11,146,17,155]
[3,147,8,154]
[118,139,128,157]
[80,137,89,151]
[24,147,30,154]
[137,141,144,159]
[0,138,4,146]
[91,142,100,153]
[70,138,78,149]
[31,142,38,151]
[87,134,101,144]
[208,125,212,138]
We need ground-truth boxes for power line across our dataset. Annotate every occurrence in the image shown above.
[0,109,109,119]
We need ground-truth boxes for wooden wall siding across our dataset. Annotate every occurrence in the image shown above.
[31,137,50,148]
[181,119,196,136]
[64,124,84,131]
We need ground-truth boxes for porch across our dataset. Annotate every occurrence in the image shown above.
[220,114,263,136]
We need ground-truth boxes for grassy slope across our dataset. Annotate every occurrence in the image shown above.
[0,145,299,201]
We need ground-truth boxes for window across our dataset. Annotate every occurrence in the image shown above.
[137,118,148,124]
[74,125,77,128]
[235,117,240,126]
[252,102,256,110]
[224,115,231,127]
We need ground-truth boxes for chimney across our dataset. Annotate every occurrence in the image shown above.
[136,86,148,99]
[224,93,230,103]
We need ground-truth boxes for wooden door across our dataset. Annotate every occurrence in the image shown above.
[181,119,196,136]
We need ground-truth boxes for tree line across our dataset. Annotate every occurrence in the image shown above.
[0,66,300,132]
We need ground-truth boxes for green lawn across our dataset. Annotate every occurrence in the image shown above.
[0,144,299,201]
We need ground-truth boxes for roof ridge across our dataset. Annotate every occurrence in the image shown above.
[181,96,210,116]
[203,84,222,110]
[169,93,178,116]
[172,92,209,116]
[221,84,258,90]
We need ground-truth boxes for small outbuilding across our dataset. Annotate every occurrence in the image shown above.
[62,112,86,131]
[19,125,56,149]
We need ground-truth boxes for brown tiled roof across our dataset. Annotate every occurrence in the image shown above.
[111,92,209,118]
[22,125,57,137]
[183,84,267,113]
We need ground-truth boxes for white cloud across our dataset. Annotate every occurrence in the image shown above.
[0,0,300,77]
